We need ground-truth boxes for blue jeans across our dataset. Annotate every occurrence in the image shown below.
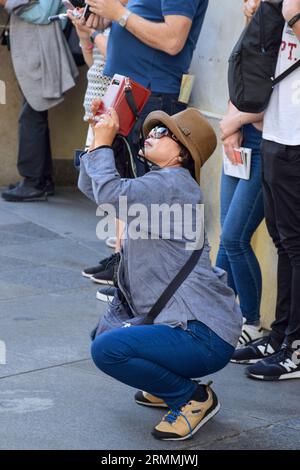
[127,92,186,176]
[216,124,264,324]
[91,320,234,409]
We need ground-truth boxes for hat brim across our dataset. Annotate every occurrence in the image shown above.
[143,111,201,183]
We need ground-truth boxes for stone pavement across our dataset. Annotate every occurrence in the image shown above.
[0,188,299,450]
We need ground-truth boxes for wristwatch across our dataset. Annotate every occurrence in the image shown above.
[288,13,300,28]
[90,30,102,44]
[118,9,132,28]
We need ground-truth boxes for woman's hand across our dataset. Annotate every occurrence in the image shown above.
[243,0,261,20]
[223,131,243,165]
[67,8,93,40]
[220,113,241,141]
[92,106,119,148]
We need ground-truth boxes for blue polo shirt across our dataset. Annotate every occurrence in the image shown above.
[104,0,208,94]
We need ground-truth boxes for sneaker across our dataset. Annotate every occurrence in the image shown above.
[231,335,280,364]
[82,254,116,278]
[90,253,118,285]
[96,286,116,302]
[246,346,300,381]
[238,320,264,347]
[8,180,55,196]
[135,391,168,409]
[106,236,117,249]
[1,180,48,202]
[152,384,220,441]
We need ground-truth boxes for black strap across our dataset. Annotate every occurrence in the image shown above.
[125,86,140,120]
[147,243,205,322]
[272,59,300,86]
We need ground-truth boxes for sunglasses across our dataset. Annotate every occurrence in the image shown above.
[148,126,179,142]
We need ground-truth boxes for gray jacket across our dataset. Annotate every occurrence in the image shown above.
[6,0,78,111]
[78,147,243,347]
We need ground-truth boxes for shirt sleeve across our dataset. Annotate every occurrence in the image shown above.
[161,0,201,20]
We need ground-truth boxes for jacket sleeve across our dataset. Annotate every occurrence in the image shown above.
[77,157,97,204]
[7,0,65,24]
[81,147,163,219]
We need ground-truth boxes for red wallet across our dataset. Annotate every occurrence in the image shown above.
[95,74,151,136]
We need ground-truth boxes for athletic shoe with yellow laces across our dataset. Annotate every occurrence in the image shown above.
[152,383,220,441]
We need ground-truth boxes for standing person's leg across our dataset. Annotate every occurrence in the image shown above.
[18,98,52,185]
[2,98,52,202]
[216,171,239,296]
[218,125,264,327]
[91,321,234,440]
[246,141,300,380]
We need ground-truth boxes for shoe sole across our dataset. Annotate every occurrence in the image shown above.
[135,399,168,409]
[247,371,300,381]
[154,402,221,441]
[106,241,117,249]
[91,277,114,285]
[82,272,94,278]
[230,358,261,364]
[96,291,114,302]
[2,195,48,202]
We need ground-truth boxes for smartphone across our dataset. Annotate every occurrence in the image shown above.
[83,4,91,20]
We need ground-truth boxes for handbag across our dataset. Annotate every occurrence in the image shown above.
[95,74,151,136]
[91,243,204,339]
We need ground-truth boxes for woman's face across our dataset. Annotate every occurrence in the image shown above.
[141,126,182,168]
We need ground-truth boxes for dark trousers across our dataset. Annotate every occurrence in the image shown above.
[261,139,300,345]
[18,98,53,186]
[127,92,186,176]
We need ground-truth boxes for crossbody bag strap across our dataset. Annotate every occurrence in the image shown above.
[147,243,205,323]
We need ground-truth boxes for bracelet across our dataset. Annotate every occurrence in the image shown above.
[79,41,94,53]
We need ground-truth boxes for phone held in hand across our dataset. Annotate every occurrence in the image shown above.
[83,4,92,20]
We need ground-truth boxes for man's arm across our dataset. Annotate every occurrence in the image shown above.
[86,0,192,56]
[283,0,300,41]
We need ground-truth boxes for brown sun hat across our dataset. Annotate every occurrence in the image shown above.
[143,107,217,183]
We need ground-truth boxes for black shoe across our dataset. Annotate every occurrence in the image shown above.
[8,180,55,196]
[230,336,281,364]
[1,180,48,202]
[82,253,117,278]
[96,286,116,302]
[246,346,300,381]
[90,253,118,285]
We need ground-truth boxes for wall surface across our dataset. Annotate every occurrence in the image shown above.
[0,2,277,328]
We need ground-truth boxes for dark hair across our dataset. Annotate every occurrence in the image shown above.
[179,146,196,180]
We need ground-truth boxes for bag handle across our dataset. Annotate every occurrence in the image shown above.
[146,242,205,323]
[272,59,300,86]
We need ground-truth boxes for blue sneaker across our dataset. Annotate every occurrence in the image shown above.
[231,336,280,364]
[246,346,300,381]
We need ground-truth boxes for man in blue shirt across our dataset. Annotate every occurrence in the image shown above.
[86,0,209,165]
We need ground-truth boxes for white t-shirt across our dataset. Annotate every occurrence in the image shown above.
[263,23,300,145]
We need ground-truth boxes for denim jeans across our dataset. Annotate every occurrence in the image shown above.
[216,124,264,324]
[127,92,187,176]
[91,320,234,409]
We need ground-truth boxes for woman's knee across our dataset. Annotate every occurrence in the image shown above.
[91,329,130,372]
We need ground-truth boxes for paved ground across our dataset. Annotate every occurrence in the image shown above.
[0,188,299,450]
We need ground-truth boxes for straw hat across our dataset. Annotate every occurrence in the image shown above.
[143,107,217,183]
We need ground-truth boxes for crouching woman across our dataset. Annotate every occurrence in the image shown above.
[78,106,243,441]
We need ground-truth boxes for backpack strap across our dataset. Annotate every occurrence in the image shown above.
[272,59,300,86]
[146,242,205,323]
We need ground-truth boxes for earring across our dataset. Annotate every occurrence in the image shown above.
[178,156,183,162]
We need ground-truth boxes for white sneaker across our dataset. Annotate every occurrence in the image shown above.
[105,236,117,249]
[237,319,264,347]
